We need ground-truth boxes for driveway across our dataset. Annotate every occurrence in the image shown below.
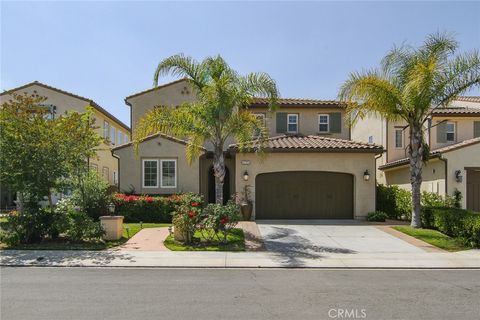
[257,220,425,262]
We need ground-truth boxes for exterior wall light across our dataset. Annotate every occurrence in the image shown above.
[243,170,249,181]
[108,202,116,215]
[363,170,370,181]
[455,170,463,183]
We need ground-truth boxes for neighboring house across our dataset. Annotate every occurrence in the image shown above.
[0,81,131,190]
[113,79,383,220]
[351,97,480,212]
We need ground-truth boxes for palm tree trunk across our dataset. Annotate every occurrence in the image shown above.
[213,146,226,204]
[409,122,424,228]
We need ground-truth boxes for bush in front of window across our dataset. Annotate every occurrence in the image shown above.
[113,193,181,223]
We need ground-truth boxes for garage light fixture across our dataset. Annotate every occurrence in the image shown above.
[243,170,249,181]
[363,170,370,181]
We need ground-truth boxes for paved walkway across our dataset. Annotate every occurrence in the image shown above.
[117,227,170,251]
[237,221,265,251]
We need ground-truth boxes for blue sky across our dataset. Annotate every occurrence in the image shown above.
[1,1,479,126]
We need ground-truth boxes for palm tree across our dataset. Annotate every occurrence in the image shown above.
[133,54,279,204]
[339,33,480,227]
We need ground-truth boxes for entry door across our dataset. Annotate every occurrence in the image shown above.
[467,169,480,212]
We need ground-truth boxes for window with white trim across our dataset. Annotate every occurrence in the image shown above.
[287,114,298,133]
[110,126,116,145]
[446,122,456,142]
[102,166,109,181]
[161,160,177,188]
[253,113,266,136]
[318,114,329,133]
[113,171,118,185]
[142,159,158,188]
[395,129,403,148]
[124,134,129,144]
[103,121,110,140]
[117,131,123,145]
[368,136,374,144]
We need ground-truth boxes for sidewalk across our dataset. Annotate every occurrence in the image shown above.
[1,249,479,268]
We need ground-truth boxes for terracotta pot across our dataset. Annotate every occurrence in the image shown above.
[240,202,253,221]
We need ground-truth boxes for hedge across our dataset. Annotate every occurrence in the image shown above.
[422,207,480,248]
[113,194,181,223]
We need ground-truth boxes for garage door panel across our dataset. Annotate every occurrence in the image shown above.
[255,171,353,219]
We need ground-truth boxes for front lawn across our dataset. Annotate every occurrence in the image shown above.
[164,228,245,251]
[393,226,469,252]
[0,222,170,250]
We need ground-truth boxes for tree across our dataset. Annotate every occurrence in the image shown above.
[0,92,102,212]
[339,32,480,227]
[134,54,279,204]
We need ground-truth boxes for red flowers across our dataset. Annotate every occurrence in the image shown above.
[191,202,200,207]
[144,196,154,203]
[188,211,196,219]
[219,216,229,225]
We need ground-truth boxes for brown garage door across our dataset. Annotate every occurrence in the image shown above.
[467,169,480,212]
[255,171,354,219]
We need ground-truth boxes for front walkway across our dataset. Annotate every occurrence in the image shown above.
[117,227,170,251]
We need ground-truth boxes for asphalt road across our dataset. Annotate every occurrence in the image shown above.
[1,268,479,320]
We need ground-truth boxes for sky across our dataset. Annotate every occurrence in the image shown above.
[1,1,479,127]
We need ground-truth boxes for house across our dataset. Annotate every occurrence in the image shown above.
[113,79,383,220]
[351,97,480,212]
[0,81,131,187]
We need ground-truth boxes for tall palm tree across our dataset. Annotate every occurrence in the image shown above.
[134,54,279,204]
[339,33,480,227]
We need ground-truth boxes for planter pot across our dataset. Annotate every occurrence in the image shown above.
[240,202,253,221]
[173,226,192,243]
[99,216,124,240]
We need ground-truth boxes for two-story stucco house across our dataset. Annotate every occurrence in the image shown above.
[0,81,131,187]
[351,97,480,212]
[113,79,383,220]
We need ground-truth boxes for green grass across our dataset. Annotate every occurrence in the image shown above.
[393,226,468,252]
[164,228,245,251]
[0,222,170,250]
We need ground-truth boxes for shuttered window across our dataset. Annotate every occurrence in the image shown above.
[318,114,329,133]
[287,114,298,133]
[446,122,456,142]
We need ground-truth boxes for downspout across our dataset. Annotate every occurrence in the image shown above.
[374,151,384,211]
[111,150,120,190]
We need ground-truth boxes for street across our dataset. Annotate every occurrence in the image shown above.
[1,268,479,320]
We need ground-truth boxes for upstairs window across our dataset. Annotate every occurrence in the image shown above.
[395,129,403,148]
[287,114,298,133]
[110,126,116,145]
[103,121,110,140]
[142,159,158,188]
[253,113,266,137]
[446,122,456,142]
[117,131,123,145]
[318,114,329,133]
[124,134,130,144]
[368,136,374,144]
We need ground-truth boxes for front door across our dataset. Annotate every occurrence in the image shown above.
[467,169,480,212]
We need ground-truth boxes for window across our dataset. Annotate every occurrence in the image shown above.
[90,163,98,172]
[318,114,329,133]
[102,167,109,181]
[124,134,130,144]
[161,160,177,188]
[117,131,123,145]
[103,121,110,140]
[446,122,456,142]
[254,113,266,136]
[287,114,298,133]
[113,171,118,185]
[142,160,158,188]
[368,136,374,144]
[40,104,56,120]
[110,126,116,145]
[395,129,403,148]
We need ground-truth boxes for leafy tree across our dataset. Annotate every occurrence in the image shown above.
[0,92,102,212]
[134,54,279,204]
[339,33,480,227]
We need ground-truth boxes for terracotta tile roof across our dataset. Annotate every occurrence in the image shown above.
[112,132,207,151]
[230,135,383,153]
[455,96,480,103]
[251,97,344,108]
[1,81,130,131]
[379,137,480,170]
[432,107,480,116]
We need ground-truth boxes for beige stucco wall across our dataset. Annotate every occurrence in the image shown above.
[383,159,446,195]
[127,80,196,132]
[443,143,480,209]
[234,152,377,219]
[430,116,480,150]
[0,84,127,185]
[113,135,200,194]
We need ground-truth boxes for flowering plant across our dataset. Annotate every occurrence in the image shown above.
[171,193,204,243]
[200,201,241,243]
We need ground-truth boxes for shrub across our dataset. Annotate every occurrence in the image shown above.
[200,201,241,243]
[421,207,480,248]
[367,211,388,222]
[376,184,411,220]
[72,170,111,220]
[113,194,177,223]
[171,193,204,243]
[65,211,104,242]
[0,208,68,245]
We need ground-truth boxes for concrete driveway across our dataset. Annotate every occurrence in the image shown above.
[257,220,425,260]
